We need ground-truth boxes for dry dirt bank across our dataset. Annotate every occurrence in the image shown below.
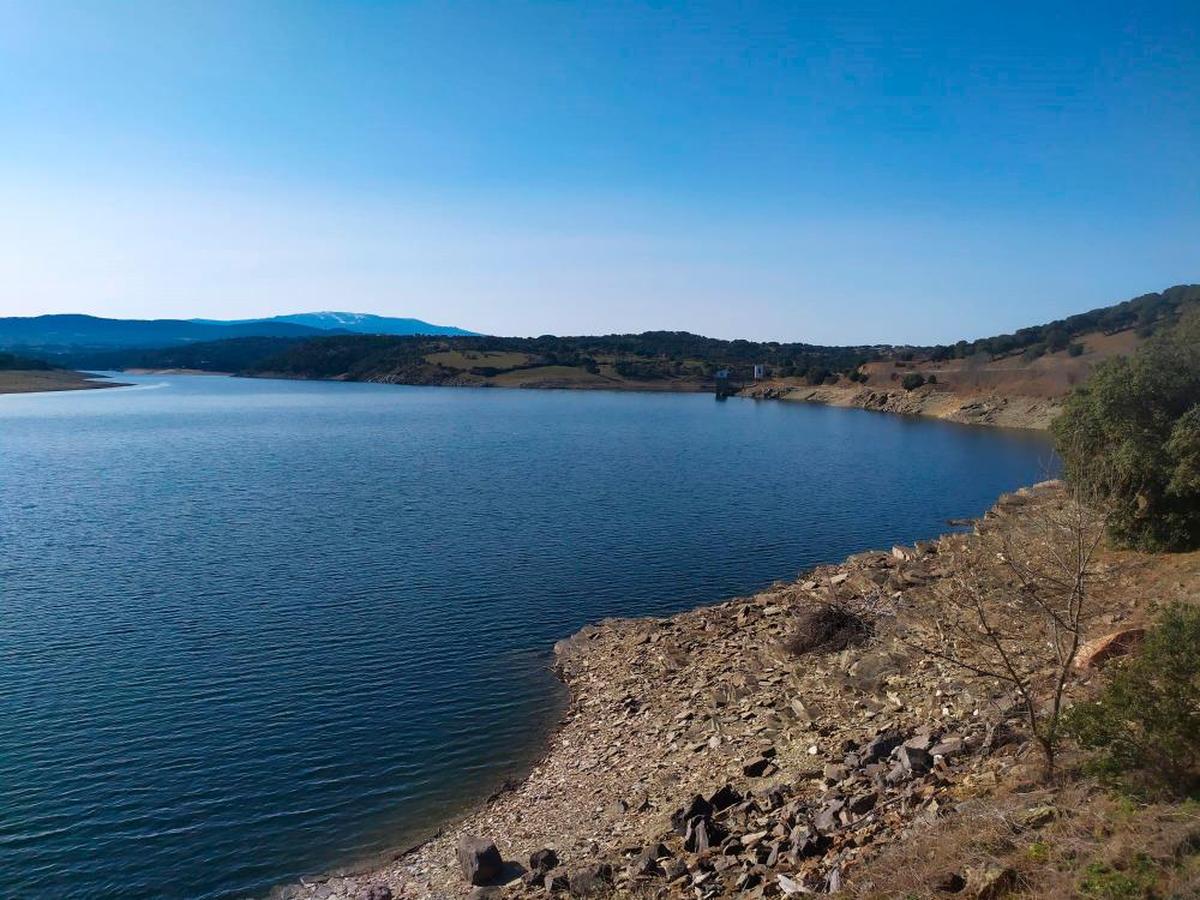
[0,369,126,395]
[741,382,1062,430]
[281,483,1194,899]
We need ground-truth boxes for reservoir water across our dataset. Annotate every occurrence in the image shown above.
[0,375,1052,898]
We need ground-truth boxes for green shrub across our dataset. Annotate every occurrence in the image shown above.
[1078,855,1158,899]
[1069,342,1086,357]
[926,373,938,385]
[901,372,926,391]
[1064,604,1200,795]
[1052,310,1200,550]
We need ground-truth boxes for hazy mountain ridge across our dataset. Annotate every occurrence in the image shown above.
[0,314,330,355]
[193,311,475,336]
[0,311,476,356]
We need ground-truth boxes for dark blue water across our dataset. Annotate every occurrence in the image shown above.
[0,375,1052,898]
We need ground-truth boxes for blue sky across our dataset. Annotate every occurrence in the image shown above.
[1,1,1196,342]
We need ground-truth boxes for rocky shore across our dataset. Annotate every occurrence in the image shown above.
[739,382,1061,430]
[281,482,1154,899]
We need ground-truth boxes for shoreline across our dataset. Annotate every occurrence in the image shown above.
[0,369,129,396]
[239,369,1055,430]
[280,482,1089,899]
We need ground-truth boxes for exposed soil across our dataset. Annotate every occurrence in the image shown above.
[0,369,126,395]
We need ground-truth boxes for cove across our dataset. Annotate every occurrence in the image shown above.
[0,375,1052,899]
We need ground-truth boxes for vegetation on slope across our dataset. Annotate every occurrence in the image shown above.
[0,351,53,371]
[922,283,1200,362]
[1052,309,1200,551]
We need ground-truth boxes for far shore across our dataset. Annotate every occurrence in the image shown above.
[6,365,1057,432]
[0,369,129,396]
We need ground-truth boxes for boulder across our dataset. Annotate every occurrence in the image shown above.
[359,887,392,900]
[543,867,570,893]
[899,745,934,775]
[708,783,742,811]
[529,848,559,873]
[967,864,1018,899]
[1014,805,1057,830]
[662,858,689,882]
[847,790,878,815]
[863,729,904,762]
[456,834,503,886]
[670,795,712,834]
[743,756,773,777]
[626,850,661,879]
[813,798,844,832]
[568,863,613,896]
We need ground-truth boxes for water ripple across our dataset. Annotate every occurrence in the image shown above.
[0,374,1052,899]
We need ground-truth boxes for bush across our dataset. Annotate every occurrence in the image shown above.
[783,601,871,656]
[1069,342,1086,357]
[901,372,926,391]
[1064,604,1200,795]
[1052,310,1200,550]
[927,373,938,385]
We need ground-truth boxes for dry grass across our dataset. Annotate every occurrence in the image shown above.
[783,600,873,656]
[846,770,1200,899]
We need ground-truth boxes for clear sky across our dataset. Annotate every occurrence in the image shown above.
[1,1,1197,343]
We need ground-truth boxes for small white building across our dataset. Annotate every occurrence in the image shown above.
[753,363,766,380]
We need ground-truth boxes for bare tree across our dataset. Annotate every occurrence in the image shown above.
[910,485,1108,778]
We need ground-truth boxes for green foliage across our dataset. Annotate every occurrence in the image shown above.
[1069,342,1086,357]
[1077,855,1158,899]
[1052,311,1200,551]
[0,351,53,371]
[901,372,926,391]
[1064,604,1200,795]
[922,284,1199,361]
[926,373,937,384]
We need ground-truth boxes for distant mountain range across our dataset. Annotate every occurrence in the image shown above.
[191,312,476,337]
[0,312,476,356]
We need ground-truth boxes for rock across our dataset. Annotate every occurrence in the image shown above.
[904,732,935,752]
[830,572,850,585]
[708,783,743,811]
[544,867,570,892]
[823,763,849,784]
[529,848,559,873]
[931,735,964,758]
[847,790,878,815]
[358,887,392,900]
[663,858,689,882]
[814,798,844,832]
[1015,805,1057,830]
[863,729,904,762]
[1075,627,1145,669]
[627,850,661,878]
[671,795,712,833]
[683,815,726,853]
[899,744,934,774]
[456,834,503,886]
[931,871,966,893]
[743,756,773,777]
[568,863,613,896]
[777,873,805,894]
[967,864,1018,899]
